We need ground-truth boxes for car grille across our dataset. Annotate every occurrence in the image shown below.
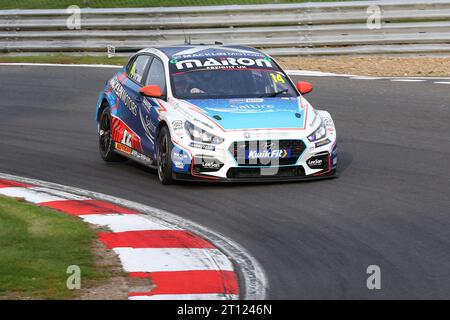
[228,139,306,167]
[227,166,305,179]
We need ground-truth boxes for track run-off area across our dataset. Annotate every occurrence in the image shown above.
[0,64,449,299]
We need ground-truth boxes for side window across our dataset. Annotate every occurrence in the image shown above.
[128,55,150,84]
[145,58,166,94]
[125,56,136,74]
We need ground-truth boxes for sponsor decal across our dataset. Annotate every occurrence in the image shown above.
[131,150,152,163]
[174,161,185,169]
[206,104,278,114]
[110,77,138,116]
[308,158,323,167]
[171,46,265,59]
[323,117,334,127]
[193,117,214,130]
[246,149,291,160]
[111,116,142,151]
[307,154,329,170]
[201,161,221,170]
[142,98,153,111]
[115,142,132,155]
[189,142,215,151]
[171,146,192,172]
[315,139,331,148]
[171,120,183,131]
[173,57,273,71]
[193,156,224,173]
[172,150,189,161]
[245,98,264,103]
[139,108,155,142]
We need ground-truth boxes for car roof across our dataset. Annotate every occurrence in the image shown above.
[154,44,268,59]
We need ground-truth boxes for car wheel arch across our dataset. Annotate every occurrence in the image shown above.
[97,98,110,122]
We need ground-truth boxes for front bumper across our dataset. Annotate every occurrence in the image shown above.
[172,167,337,183]
[170,139,338,183]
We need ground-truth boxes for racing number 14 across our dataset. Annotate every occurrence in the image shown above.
[270,73,285,83]
[121,130,132,147]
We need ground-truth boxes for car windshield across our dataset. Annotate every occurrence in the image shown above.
[169,56,298,99]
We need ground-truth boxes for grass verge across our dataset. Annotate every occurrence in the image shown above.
[0,196,109,299]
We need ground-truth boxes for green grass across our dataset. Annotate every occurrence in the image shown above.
[0,0,357,10]
[0,196,107,299]
[0,54,127,66]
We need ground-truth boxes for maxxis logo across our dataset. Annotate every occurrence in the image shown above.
[110,77,138,116]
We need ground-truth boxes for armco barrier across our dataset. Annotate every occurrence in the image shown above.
[1,0,450,55]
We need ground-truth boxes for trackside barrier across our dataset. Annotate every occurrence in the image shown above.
[1,0,450,55]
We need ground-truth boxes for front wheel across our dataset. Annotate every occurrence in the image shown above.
[157,126,174,185]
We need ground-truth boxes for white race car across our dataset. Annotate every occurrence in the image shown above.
[96,45,337,184]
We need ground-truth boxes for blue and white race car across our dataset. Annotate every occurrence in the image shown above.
[96,45,337,184]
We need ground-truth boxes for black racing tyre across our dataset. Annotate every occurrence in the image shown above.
[157,126,174,185]
[98,107,126,162]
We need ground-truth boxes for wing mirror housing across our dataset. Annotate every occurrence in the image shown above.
[296,81,313,95]
[140,85,163,98]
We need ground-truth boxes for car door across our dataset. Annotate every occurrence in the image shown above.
[138,56,168,158]
[114,54,152,156]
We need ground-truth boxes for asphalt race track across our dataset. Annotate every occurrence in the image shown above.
[0,65,449,299]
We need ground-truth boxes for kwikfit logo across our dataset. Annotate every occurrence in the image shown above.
[247,149,289,159]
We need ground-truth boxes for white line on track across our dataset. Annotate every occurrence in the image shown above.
[434,81,450,84]
[390,79,427,82]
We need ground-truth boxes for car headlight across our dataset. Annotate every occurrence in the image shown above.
[307,119,327,142]
[184,121,224,145]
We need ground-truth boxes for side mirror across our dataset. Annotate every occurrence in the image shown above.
[140,85,163,98]
[296,81,313,95]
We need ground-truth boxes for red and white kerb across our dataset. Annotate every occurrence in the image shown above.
[0,178,239,300]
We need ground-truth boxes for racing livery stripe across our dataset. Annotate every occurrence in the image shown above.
[98,230,216,249]
[38,199,140,215]
[0,177,240,300]
[111,115,142,152]
[128,270,239,296]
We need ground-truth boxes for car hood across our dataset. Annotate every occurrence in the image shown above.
[184,97,309,130]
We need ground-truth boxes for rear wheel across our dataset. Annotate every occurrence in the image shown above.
[157,126,174,185]
[98,107,126,162]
